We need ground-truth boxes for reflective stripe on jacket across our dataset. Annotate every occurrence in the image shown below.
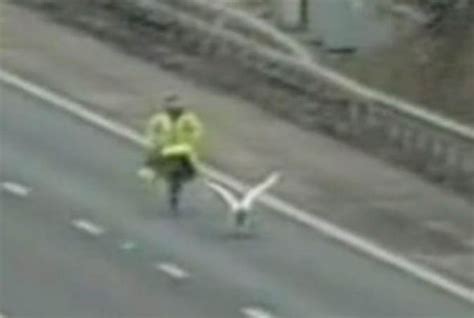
[145,111,203,155]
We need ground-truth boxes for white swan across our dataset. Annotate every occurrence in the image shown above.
[205,172,281,229]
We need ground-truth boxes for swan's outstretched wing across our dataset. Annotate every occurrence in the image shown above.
[242,172,281,210]
[205,180,240,212]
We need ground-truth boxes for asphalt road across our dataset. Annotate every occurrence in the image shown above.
[1,83,472,318]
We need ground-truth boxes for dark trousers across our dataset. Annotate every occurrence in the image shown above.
[145,153,196,182]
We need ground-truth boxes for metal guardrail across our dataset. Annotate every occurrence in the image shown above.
[113,0,474,193]
[30,0,474,194]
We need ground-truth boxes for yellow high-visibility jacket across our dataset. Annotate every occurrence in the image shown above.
[145,111,203,160]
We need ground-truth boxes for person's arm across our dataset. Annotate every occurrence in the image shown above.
[145,114,167,150]
[144,117,157,150]
[185,113,203,143]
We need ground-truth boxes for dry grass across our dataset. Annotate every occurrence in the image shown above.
[323,2,474,126]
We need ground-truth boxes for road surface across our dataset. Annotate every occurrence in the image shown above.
[1,83,472,317]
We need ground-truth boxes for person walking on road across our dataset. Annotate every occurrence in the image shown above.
[140,93,204,214]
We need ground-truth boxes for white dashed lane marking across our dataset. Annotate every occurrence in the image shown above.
[241,307,275,318]
[1,181,31,197]
[71,219,105,236]
[155,262,190,280]
[119,241,136,251]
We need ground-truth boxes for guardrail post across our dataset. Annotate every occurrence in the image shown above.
[388,122,402,145]
[401,126,414,152]
[348,102,362,137]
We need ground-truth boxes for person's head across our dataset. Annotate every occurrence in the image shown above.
[163,93,185,119]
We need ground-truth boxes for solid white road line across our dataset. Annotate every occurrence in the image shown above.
[241,307,275,318]
[1,181,31,197]
[71,219,105,236]
[155,262,190,280]
[1,69,473,304]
